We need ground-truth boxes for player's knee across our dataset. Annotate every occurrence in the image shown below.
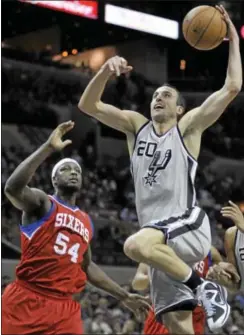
[124,236,143,261]
[124,236,139,260]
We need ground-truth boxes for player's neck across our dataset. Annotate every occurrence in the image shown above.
[54,192,77,207]
[152,119,176,136]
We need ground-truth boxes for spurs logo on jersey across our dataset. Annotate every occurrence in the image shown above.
[136,140,172,186]
[145,149,172,186]
[55,213,90,243]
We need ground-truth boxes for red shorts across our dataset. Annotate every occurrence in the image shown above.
[2,281,83,335]
[193,305,205,335]
[143,309,169,334]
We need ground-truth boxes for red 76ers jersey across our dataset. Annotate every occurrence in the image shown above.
[16,195,94,297]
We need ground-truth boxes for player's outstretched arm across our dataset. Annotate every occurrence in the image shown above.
[4,121,74,214]
[132,263,150,291]
[82,247,149,319]
[180,5,242,134]
[207,227,240,292]
[78,56,147,135]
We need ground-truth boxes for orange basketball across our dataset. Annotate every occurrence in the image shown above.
[182,6,227,51]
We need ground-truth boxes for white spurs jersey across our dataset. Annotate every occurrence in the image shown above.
[131,121,198,227]
[235,229,244,291]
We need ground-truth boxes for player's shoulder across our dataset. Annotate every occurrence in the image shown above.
[123,109,149,134]
[79,209,91,221]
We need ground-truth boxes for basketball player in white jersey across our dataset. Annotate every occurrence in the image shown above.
[78,5,242,332]
[207,201,244,293]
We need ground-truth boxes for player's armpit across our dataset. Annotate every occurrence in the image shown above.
[180,85,240,133]
[4,186,50,214]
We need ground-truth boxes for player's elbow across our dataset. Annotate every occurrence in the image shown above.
[4,182,15,197]
[78,97,99,116]
[225,81,242,96]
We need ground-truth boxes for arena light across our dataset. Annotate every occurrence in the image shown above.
[241,25,244,39]
[19,0,98,19]
[105,4,179,40]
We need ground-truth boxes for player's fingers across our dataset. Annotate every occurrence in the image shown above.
[225,268,240,282]
[136,298,151,309]
[215,5,223,13]
[108,61,115,72]
[112,59,120,76]
[229,200,239,209]
[123,66,133,73]
[120,57,128,67]
[219,269,232,279]
[58,120,73,129]
[62,139,72,147]
[59,121,74,133]
[221,209,235,215]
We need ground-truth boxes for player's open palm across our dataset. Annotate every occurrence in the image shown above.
[47,121,74,151]
[122,293,150,321]
[221,201,244,232]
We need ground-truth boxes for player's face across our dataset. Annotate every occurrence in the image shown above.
[55,162,82,191]
[150,86,179,123]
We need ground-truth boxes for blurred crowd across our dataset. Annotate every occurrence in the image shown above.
[2,274,244,335]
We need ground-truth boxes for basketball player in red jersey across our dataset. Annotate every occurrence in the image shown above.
[132,246,222,335]
[2,121,149,335]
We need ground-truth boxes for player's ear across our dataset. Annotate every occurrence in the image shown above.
[177,106,184,116]
[52,176,57,188]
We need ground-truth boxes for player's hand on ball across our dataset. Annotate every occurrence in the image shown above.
[221,201,244,233]
[101,56,133,76]
[47,121,74,151]
[122,293,150,321]
[215,5,239,41]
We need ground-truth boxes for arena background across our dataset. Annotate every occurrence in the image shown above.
[1,0,244,333]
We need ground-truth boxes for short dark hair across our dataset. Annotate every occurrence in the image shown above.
[163,83,186,111]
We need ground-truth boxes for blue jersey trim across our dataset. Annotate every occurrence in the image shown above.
[52,195,78,210]
[20,201,55,238]
[88,215,95,238]
[208,251,213,268]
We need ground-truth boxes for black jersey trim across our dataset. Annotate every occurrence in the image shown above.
[176,125,198,163]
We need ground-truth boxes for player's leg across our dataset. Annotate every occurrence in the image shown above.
[124,227,198,281]
[124,208,210,285]
[162,310,194,335]
[124,209,230,330]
